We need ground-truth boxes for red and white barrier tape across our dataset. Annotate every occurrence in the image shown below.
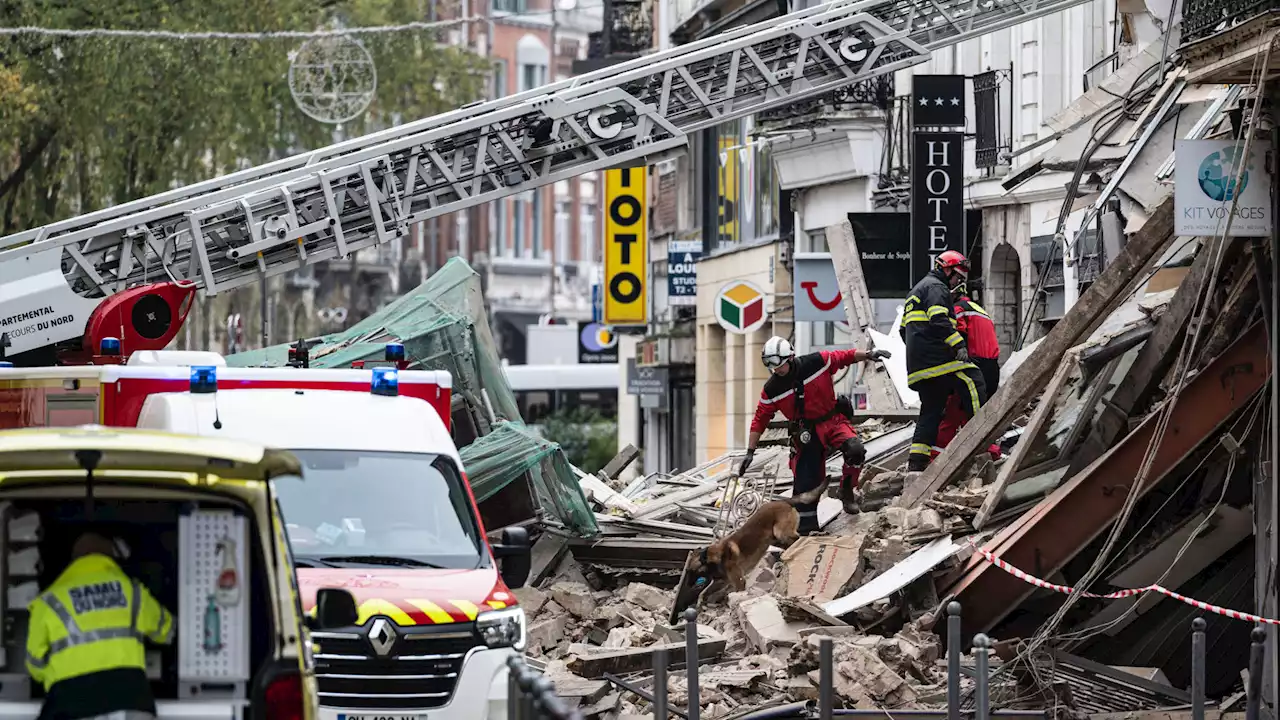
[966,539,1278,626]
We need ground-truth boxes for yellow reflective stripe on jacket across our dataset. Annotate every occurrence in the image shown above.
[966,301,989,315]
[907,360,977,386]
[904,311,929,324]
[926,305,951,318]
[910,443,933,456]
[945,332,964,347]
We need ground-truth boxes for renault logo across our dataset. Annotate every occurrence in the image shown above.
[368,618,397,656]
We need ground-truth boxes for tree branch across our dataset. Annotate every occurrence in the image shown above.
[0,126,58,200]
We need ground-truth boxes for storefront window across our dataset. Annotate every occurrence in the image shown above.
[712,118,779,250]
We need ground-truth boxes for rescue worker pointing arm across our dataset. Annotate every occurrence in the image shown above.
[738,337,891,534]
[901,251,989,472]
[27,530,175,720]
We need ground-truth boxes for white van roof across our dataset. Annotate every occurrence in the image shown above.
[136,389,461,463]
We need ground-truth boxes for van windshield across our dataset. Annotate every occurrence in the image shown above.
[273,450,484,570]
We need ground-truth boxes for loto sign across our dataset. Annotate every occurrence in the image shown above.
[603,167,649,326]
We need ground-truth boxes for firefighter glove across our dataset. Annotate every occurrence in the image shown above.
[867,349,892,361]
[738,449,755,476]
[955,346,970,363]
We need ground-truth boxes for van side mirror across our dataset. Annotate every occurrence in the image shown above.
[313,588,359,630]
[491,526,531,590]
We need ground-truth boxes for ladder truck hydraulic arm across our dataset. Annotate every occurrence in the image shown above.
[0,0,1095,365]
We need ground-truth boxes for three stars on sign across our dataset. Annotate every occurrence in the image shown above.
[918,96,962,106]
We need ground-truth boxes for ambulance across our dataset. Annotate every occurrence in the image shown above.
[0,341,531,720]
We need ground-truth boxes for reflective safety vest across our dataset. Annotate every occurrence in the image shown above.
[954,296,1001,360]
[26,554,174,691]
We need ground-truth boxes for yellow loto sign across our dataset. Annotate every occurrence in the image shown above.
[603,167,649,326]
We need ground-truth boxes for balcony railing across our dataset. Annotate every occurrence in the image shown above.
[1183,0,1275,45]
[756,75,894,125]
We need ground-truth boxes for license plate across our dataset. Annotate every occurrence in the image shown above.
[337,715,427,720]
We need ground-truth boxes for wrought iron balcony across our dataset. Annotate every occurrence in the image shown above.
[756,75,894,126]
[1182,0,1276,45]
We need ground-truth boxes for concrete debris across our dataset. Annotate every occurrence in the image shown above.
[529,248,1267,716]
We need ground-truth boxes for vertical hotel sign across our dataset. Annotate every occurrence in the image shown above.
[603,167,649,326]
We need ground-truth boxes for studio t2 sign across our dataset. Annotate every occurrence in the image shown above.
[910,133,965,279]
[603,168,649,326]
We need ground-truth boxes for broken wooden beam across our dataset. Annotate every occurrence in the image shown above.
[599,444,641,481]
[943,322,1269,635]
[897,197,1175,508]
[568,537,705,570]
[530,533,570,587]
[826,220,905,411]
[567,637,728,678]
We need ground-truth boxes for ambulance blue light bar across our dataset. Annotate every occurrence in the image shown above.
[190,366,218,394]
[371,367,399,397]
[0,362,12,368]
[385,343,406,362]
[100,337,122,356]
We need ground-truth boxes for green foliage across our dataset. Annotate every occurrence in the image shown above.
[0,0,490,233]
[538,407,619,475]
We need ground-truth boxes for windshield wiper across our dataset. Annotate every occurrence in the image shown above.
[318,555,445,569]
[292,557,337,568]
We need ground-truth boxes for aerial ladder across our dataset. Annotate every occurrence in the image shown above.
[0,0,1100,365]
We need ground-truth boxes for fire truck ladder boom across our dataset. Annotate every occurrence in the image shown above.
[0,0,1097,355]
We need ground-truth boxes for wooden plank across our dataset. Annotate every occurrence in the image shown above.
[897,197,1175,508]
[530,533,570,586]
[825,221,905,411]
[599,444,641,480]
[972,348,1082,529]
[566,638,728,679]
[1069,237,1220,473]
[552,678,612,704]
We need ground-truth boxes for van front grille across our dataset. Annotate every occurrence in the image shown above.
[312,621,484,710]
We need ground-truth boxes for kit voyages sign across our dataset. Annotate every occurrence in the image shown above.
[910,132,965,279]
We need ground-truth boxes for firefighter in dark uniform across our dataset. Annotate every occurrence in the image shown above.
[934,281,1002,458]
[27,530,175,720]
[738,336,891,534]
[901,251,989,472]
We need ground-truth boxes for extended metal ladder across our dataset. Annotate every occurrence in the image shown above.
[0,0,1098,355]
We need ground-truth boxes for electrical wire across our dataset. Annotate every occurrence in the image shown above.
[0,9,589,41]
[997,33,1274,700]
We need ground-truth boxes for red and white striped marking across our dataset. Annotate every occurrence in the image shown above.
[967,539,1279,625]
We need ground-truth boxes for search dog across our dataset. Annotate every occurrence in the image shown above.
[668,474,834,624]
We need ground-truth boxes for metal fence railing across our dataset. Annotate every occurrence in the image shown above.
[506,604,1270,720]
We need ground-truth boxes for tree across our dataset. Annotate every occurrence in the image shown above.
[539,407,619,475]
[0,0,490,234]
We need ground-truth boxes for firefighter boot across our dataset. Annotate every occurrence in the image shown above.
[839,465,862,514]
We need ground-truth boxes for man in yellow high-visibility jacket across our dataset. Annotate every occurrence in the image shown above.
[26,531,175,720]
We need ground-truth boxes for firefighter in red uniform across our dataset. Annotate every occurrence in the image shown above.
[933,282,1002,458]
[902,251,988,471]
[738,337,891,534]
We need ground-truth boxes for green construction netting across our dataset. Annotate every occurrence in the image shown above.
[225,258,598,536]
[462,421,598,534]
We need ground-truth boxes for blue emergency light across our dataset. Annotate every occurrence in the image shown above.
[99,337,122,356]
[0,362,12,368]
[190,366,218,394]
[371,367,399,397]
[385,342,406,363]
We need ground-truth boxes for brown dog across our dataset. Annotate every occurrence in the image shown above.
[669,475,833,623]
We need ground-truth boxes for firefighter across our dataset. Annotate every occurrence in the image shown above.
[738,336,892,534]
[27,530,175,720]
[901,250,988,472]
[934,281,1003,458]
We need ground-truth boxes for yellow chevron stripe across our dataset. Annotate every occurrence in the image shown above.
[487,600,507,609]
[407,599,454,624]
[357,599,415,626]
[451,599,480,621]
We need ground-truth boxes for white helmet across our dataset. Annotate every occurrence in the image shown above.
[762,336,795,371]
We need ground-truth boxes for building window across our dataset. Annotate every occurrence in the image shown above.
[532,190,543,258]
[520,63,547,92]
[579,177,597,265]
[514,195,527,257]
[555,198,572,262]
[494,199,508,257]
[456,210,469,259]
[494,0,527,12]
[712,118,779,249]
[492,59,507,99]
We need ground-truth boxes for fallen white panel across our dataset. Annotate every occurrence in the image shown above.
[867,308,919,408]
[822,536,961,617]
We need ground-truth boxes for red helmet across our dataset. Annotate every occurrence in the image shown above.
[934,250,970,278]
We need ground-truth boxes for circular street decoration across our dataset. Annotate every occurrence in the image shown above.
[715,281,768,335]
[288,34,378,125]
[579,323,617,353]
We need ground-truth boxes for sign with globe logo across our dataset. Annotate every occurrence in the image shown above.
[1175,139,1272,237]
